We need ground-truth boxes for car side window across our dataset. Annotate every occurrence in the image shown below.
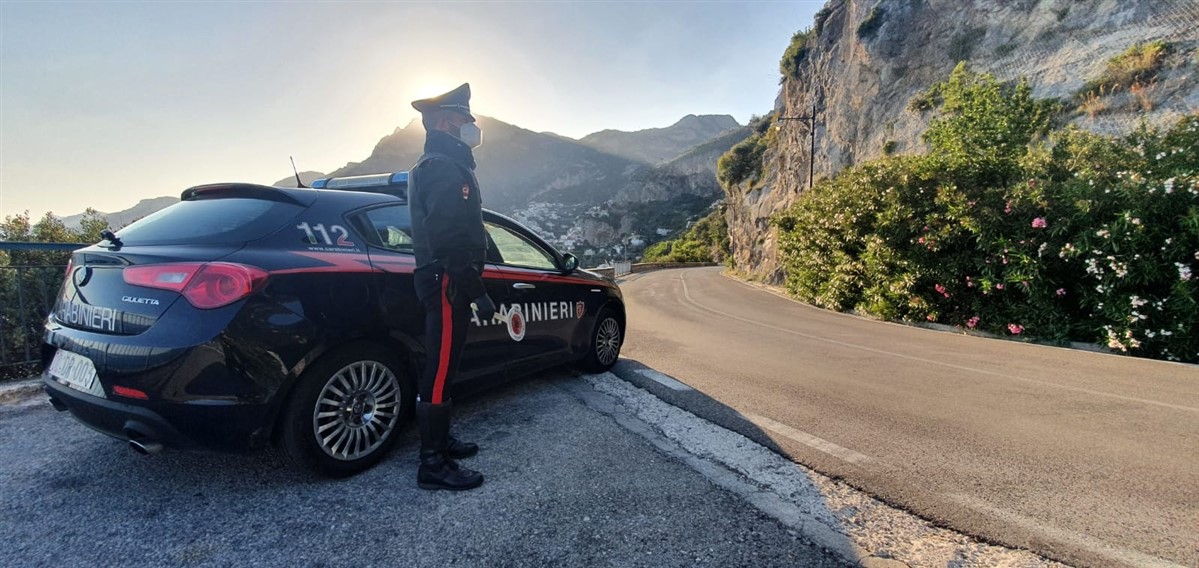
[485,222,557,270]
[361,205,414,254]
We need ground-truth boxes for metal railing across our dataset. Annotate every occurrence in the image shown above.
[0,242,87,379]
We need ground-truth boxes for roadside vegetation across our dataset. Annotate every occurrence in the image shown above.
[717,115,776,190]
[643,205,731,265]
[0,210,109,379]
[779,29,814,80]
[1075,41,1170,116]
[773,63,1199,363]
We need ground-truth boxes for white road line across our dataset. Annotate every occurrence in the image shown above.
[635,369,693,391]
[676,271,1199,414]
[945,493,1189,568]
[743,413,873,465]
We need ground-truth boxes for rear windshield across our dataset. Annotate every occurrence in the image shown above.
[116,198,305,245]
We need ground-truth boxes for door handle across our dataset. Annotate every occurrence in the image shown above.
[513,283,536,290]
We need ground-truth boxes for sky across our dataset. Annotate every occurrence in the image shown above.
[1,1,819,221]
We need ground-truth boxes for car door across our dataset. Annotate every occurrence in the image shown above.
[354,204,512,380]
[483,219,585,370]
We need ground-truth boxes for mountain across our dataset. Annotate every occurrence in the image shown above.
[59,114,749,264]
[272,170,327,188]
[578,114,741,164]
[61,196,179,230]
[723,0,1199,282]
[323,116,645,213]
[314,115,749,265]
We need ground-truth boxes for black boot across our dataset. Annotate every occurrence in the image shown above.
[416,402,483,491]
[443,400,479,459]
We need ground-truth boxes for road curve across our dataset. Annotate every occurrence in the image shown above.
[619,267,1199,568]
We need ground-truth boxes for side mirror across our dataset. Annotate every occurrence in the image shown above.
[561,253,579,274]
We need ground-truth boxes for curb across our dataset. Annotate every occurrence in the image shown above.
[0,377,43,405]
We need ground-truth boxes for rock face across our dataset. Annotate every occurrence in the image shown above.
[725,0,1199,282]
[579,114,741,164]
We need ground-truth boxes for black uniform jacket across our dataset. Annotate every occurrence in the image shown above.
[409,130,488,300]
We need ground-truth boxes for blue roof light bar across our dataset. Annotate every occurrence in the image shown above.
[310,171,409,190]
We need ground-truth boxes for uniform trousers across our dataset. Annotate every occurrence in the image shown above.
[413,268,471,405]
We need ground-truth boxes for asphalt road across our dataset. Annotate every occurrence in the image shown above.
[0,373,845,568]
[617,267,1199,568]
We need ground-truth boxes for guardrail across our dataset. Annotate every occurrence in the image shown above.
[0,242,87,379]
[587,261,721,281]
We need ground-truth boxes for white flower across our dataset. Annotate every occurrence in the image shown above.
[1177,263,1193,281]
[1096,229,1110,238]
[1130,296,1147,308]
[1130,218,1141,226]
[1164,178,1175,194]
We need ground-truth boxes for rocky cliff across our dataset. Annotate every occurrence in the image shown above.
[726,0,1199,282]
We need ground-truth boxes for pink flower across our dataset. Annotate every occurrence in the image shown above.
[917,236,926,244]
[1056,288,1067,297]
[967,316,980,329]
[995,283,1005,290]
[926,314,936,321]
[934,284,949,298]
[1008,323,1024,335]
[1004,201,1014,214]
[1031,217,1048,229]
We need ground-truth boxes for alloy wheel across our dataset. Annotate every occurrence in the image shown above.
[596,317,622,366]
[312,360,401,461]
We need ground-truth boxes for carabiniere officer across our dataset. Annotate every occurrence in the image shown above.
[407,83,496,491]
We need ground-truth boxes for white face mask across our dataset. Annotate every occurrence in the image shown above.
[458,122,483,148]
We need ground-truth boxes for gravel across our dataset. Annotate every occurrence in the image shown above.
[0,373,846,568]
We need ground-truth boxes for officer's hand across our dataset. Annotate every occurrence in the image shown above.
[471,294,497,321]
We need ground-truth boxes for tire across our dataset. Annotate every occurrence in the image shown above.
[577,307,624,373]
[280,343,413,477]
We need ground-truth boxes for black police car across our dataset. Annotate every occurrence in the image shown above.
[41,172,625,476]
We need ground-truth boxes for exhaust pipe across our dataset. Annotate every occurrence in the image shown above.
[47,396,68,412]
[129,439,163,455]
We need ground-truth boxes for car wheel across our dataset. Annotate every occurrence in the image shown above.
[280,343,413,477]
[578,307,623,373]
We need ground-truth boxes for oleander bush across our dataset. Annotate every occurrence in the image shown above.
[774,64,1199,362]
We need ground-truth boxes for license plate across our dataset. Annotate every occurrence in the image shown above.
[48,350,99,394]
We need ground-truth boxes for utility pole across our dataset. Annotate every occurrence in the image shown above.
[776,102,818,189]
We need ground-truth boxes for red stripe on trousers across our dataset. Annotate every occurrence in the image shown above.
[432,274,452,404]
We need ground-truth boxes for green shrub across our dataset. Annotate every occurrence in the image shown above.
[779,29,813,80]
[813,5,834,36]
[1076,41,1170,103]
[1,210,111,379]
[773,64,1199,363]
[718,115,775,190]
[643,206,730,263]
[857,7,885,40]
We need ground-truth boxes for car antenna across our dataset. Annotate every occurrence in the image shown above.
[290,156,307,188]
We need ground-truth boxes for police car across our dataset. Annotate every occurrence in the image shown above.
[41,172,625,476]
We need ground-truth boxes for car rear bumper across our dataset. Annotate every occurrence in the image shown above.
[43,376,272,452]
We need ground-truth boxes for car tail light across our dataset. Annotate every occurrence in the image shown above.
[123,262,268,309]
